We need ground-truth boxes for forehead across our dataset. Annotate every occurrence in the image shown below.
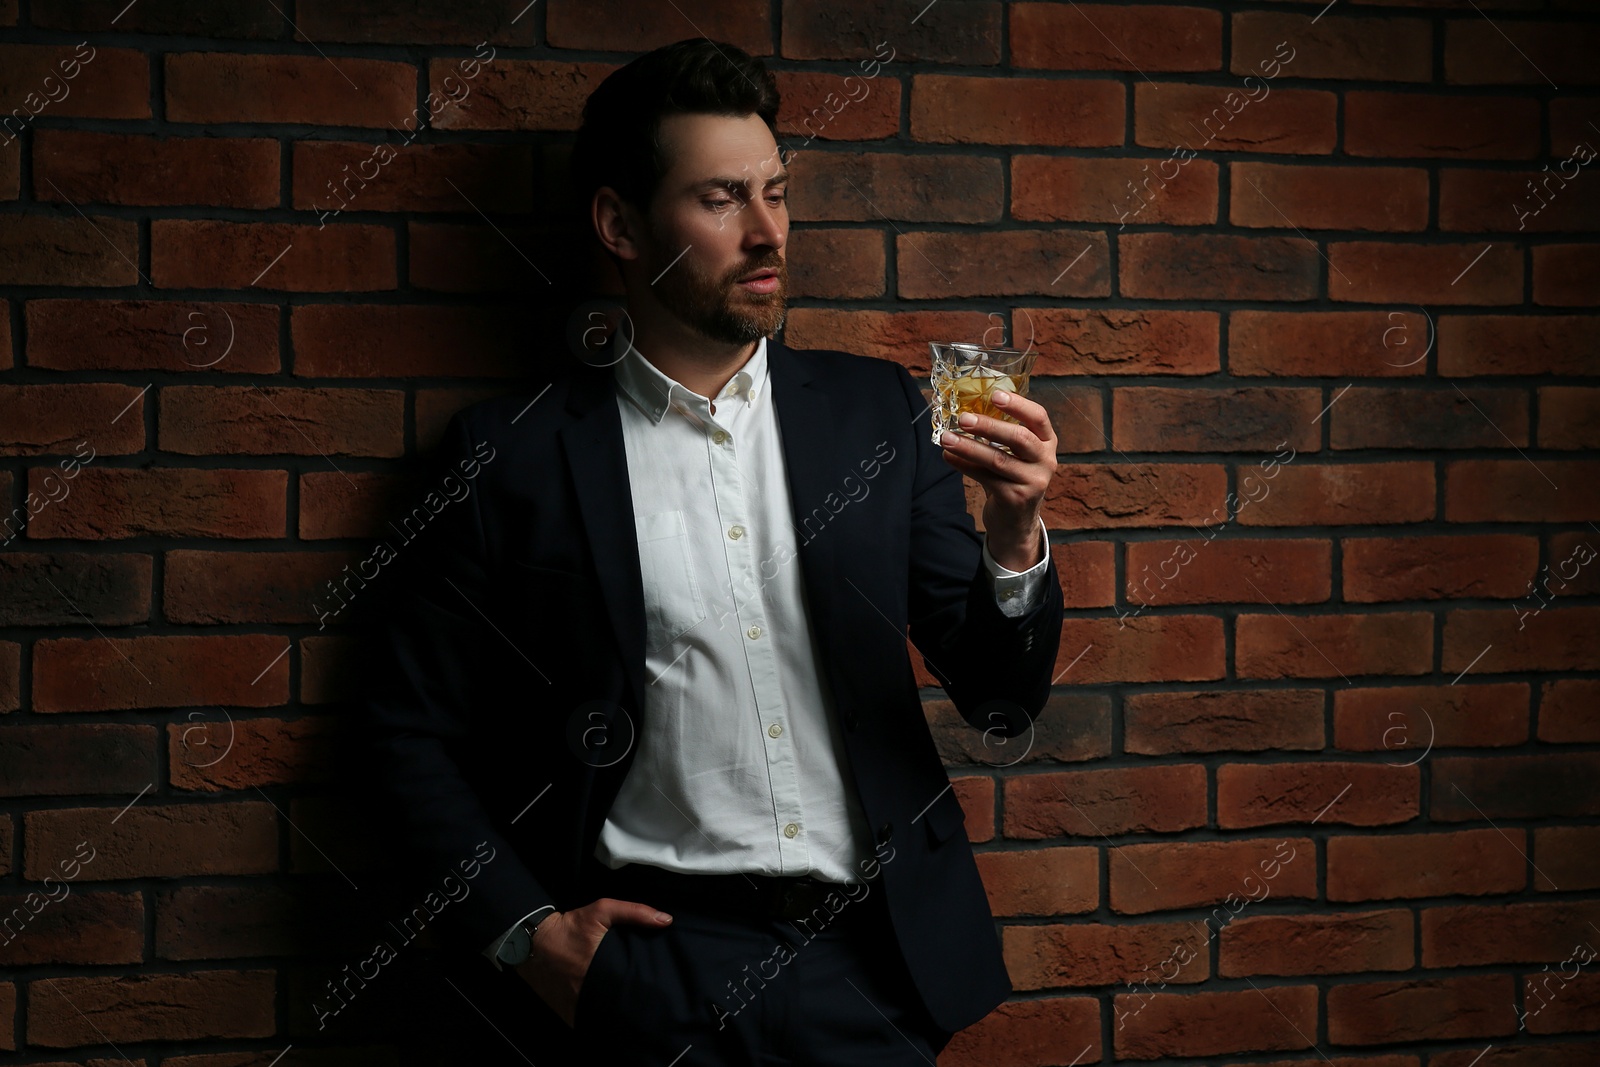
[656,112,785,191]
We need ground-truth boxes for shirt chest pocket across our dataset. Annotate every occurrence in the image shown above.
[636,509,708,653]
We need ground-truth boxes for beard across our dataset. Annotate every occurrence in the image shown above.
[648,229,788,346]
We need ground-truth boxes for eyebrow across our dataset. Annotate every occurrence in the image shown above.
[691,168,791,193]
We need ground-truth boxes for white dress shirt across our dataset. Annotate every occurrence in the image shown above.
[485,335,1049,966]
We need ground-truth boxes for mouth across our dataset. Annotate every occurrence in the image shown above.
[736,268,781,294]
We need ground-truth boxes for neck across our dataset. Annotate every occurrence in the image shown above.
[622,307,761,402]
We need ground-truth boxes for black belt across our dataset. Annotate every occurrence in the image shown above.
[591,862,878,923]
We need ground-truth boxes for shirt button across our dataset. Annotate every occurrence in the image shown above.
[747,625,762,639]
[784,823,799,839]
[768,722,782,738]
[1000,589,1016,600]
[712,430,729,444]
[729,525,745,540]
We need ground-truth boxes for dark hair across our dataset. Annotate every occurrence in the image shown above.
[568,37,782,220]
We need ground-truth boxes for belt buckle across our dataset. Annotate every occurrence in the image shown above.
[776,877,823,920]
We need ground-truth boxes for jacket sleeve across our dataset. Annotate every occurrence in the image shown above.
[894,362,1065,739]
[355,409,559,957]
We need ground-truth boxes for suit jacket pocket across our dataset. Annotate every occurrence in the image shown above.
[636,509,707,652]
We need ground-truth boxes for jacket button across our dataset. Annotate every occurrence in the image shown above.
[877,823,893,843]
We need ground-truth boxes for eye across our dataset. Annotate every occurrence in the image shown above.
[703,198,734,211]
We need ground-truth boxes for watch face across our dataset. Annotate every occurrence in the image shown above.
[497,926,531,965]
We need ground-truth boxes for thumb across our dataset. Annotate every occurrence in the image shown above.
[602,897,674,928]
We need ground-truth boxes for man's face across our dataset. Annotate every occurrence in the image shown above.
[635,112,789,346]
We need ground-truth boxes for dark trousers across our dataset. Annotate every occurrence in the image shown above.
[416,866,954,1066]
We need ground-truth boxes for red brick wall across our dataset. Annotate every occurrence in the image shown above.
[2,1,1597,1064]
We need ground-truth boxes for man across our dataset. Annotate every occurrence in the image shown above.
[358,37,1064,1065]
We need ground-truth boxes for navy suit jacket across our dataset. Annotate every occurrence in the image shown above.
[357,333,1064,1034]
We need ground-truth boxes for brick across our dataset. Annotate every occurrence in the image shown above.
[26,300,280,374]
[0,724,156,796]
[426,59,616,131]
[298,0,540,44]
[165,52,415,126]
[414,386,514,452]
[1523,975,1600,1036]
[1335,683,1529,754]
[1445,20,1600,85]
[1346,92,1539,158]
[0,301,9,366]
[1230,162,1428,231]
[957,777,995,842]
[0,384,145,456]
[0,44,150,122]
[35,0,280,36]
[1049,541,1115,610]
[976,847,1097,917]
[1432,753,1600,820]
[1114,387,1321,452]
[292,141,534,215]
[785,228,884,299]
[1230,310,1429,377]
[407,221,554,294]
[1443,167,1600,233]
[156,883,330,960]
[163,550,362,626]
[1013,154,1218,227]
[1233,12,1430,80]
[777,71,900,144]
[24,803,277,880]
[1534,245,1600,305]
[941,997,1100,1066]
[1110,838,1315,917]
[1218,761,1419,827]
[1012,4,1221,71]
[911,75,1123,146]
[1547,532,1600,598]
[1343,534,1536,601]
[1329,827,1527,902]
[782,309,993,370]
[791,151,1002,223]
[1330,977,1518,1046]
[1064,615,1228,683]
[169,715,337,793]
[1006,921,1208,991]
[25,970,275,1045]
[151,220,395,292]
[1541,387,1600,449]
[1124,689,1324,753]
[1332,386,1528,449]
[158,386,403,457]
[292,305,525,377]
[1221,910,1413,976]
[24,468,286,541]
[549,0,766,50]
[0,552,150,628]
[0,642,15,714]
[929,690,1111,766]
[1329,241,1522,304]
[1236,611,1433,679]
[896,230,1110,298]
[1124,537,1329,607]
[1240,462,1435,526]
[1439,315,1600,375]
[298,471,409,539]
[0,814,9,873]
[780,4,999,64]
[1446,461,1600,523]
[33,634,291,712]
[1535,826,1600,891]
[1424,901,1600,967]
[34,131,278,208]
[1023,308,1218,375]
[1004,765,1207,838]
[1047,463,1228,529]
[0,214,138,287]
[1121,234,1319,300]
[1549,96,1600,150]
[0,890,142,966]
[1541,679,1600,743]
[1134,83,1337,154]
[1115,985,1317,1059]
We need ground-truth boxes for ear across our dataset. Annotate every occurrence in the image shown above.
[593,187,643,262]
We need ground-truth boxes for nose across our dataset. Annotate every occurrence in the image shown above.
[741,195,786,253]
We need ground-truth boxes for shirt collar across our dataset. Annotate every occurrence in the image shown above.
[614,333,768,425]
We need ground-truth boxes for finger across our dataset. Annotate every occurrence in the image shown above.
[604,898,674,925]
[990,388,1052,440]
[948,414,1042,465]
[940,430,1023,483]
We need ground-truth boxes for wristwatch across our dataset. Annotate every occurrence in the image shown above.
[495,907,554,967]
